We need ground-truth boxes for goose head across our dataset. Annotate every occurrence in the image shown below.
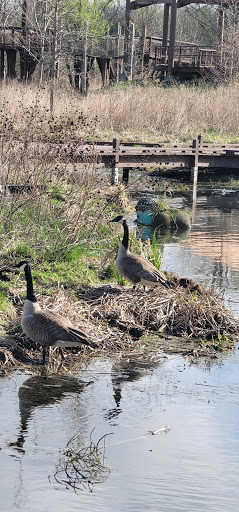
[15,260,30,271]
[110,215,124,226]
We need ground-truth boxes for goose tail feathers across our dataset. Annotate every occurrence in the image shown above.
[68,327,98,349]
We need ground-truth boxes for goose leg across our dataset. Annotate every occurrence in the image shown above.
[42,347,46,364]
[59,347,65,361]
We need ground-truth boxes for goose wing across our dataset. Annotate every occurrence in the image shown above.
[22,310,91,347]
[125,253,168,285]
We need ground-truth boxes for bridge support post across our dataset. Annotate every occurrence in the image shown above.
[190,137,199,221]
[80,22,88,95]
[191,166,198,222]
[112,166,119,185]
[0,50,4,79]
[124,0,131,76]
[128,23,135,80]
[190,138,199,181]
[141,24,147,78]
[6,49,17,78]
[218,9,225,66]
[190,166,198,185]
[162,3,170,67]
[117,23,122,82]
[167,0,177,77]
[112,138,120,185]
[122,168,129,185]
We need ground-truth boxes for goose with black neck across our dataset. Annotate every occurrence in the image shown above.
[16,261,95,363]
[111,216,169,291]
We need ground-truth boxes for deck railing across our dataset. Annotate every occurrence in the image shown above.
[154,43,217,68]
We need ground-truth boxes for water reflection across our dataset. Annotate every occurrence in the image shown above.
[105,351,166,421]
[137,224,191,243]
[2,352,239,510]
[160,192,239,318]
[206,192,239,211]
[10,373,87,451]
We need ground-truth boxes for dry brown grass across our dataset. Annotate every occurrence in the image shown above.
[3,279,237,371]
[1,81,239,142]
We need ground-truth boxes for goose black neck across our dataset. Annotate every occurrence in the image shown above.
[24,264,37,303]
[122,220,129,249]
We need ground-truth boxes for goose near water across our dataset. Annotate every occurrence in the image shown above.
[16,261,94,363]
[111,216,168,290]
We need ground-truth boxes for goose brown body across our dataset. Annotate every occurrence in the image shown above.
[111,216,168,289]
[21,300,89,350]
[17,261,93,362]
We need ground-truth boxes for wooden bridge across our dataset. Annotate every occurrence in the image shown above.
[0,24,218,84]
[0,0,233,84]
[48,135,239,184]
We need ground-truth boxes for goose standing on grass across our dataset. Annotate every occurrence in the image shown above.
[111,215,168,290]
[15,261,94,363]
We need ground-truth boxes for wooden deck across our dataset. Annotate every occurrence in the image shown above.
[145,38,217,78]
[57,137,239,170]
[9,136,239,185]
[35,136,239,186]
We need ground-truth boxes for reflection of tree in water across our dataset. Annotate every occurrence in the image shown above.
[105,351,166,421]
[10,373,88,452]
[51,431,112,493]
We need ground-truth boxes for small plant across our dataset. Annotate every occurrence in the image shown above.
[156,193,168,211]
[212,332,235,350]
[140,231,164,270]
[51,431,112,493]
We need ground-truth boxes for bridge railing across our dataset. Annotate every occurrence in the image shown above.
[154,43,217,68]
[0,26,40,51]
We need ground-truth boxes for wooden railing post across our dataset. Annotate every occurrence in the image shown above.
[141,23,147,77]
[112,138,120,185]
[198,134,203,147]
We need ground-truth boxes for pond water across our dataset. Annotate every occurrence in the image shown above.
[1,178,239,512]
[162,190,239,319]
[1,351,239,512]
[134,183,239,319]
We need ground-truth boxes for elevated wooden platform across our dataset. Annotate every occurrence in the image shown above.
[125,0,226,79]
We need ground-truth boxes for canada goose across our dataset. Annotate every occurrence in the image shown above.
[16,261,94,363]
[111,216,168,290]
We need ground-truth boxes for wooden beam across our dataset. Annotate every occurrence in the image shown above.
[124,0,131,74]
[128,23,135,80]
[218,9,224,66]
[0,50,4,79]
[167,0,177,76]
[6,49,17,78]
[162,3,170,64]
[21,0,28,29]
[141,23,147,76]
